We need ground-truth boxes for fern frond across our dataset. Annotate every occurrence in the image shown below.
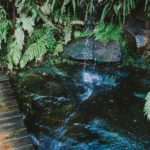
[64,24,72,44]
[144,92,150,120]
[17,15,35,36]
[20,37,48,68]
[14,27,25,50]
[20,28,56,68]
[61,0,70,15]
[40,0,51,15]
[0,6,11,49]
[53,41,64,56]
[7,41,21,68]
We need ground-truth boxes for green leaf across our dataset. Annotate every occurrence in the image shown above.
[20,28,56,68]
[41,1,51,15]
[61,0,70,14]
[14,27,24,50]
[7,41,21,66]
[53,41,64,56]
[144,92,150,120]
[72,0,76,15]
[51,0,57,13]
[18,15,34,36]
[15,0,26,13]
[64,24,72,44]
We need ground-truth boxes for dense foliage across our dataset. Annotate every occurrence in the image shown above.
[0,0,149,70]
[0,0,150,120]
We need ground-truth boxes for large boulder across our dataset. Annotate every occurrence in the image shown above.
[123,25,150,61]
[64,38,122,63]
[123,9,150,61]
[121,26,137,53]
[136,30,150,60]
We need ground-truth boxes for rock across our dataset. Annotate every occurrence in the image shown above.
[19,72,44,88]
[121,25,137,52]
[124,9,150,61]
[122,25,150,61]
[64,38,122,63]
[136,30,150,60]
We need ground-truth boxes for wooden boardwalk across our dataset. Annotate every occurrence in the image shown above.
[0,74,34,150]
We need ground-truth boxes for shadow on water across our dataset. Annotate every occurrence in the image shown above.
[10,63,150,150]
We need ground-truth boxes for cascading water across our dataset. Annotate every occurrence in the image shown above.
[40,1,100,146]
[83,0,95,65]
[81,0,97,101]
[52,0,119,143]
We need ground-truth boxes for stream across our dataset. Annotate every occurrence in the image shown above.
[11,64,150,150]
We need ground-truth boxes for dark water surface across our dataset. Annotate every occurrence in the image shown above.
[11,64,150,150]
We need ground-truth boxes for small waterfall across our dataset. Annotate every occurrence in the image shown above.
[82,0,98,101]
[84,0,95,68]
[45,0,98,146]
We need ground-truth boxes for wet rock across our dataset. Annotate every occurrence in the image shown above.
[19,72,45,90]
[121,26,137,52]
[123,25,150,61]
[124,9,150,61]
[64,38,122,62]
[29,67,67,78]
[136,30,150,61]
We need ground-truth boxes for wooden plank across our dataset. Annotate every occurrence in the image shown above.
[0,136,33,150]
[0,74,34,150]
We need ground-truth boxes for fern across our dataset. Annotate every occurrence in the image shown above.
[26,28,46,45]
[17,15,35,36]
[0,6,11,49]
[20,37,47,68]
[0,0,149,70]
[15,0,26,13]
[14,27,25,50]
[40,0,51,15]
[7,15,35,68]
[7,41,21,70]
[53,41,64,56]
[20,28,56,68]
[144,92,150,120]
[64,24,72,44]
[74,30,93,38]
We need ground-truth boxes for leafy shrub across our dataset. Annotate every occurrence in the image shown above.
[0,6,11,49]
[74,22,122,43]
[0,0,149,70]
[144,92,150,120]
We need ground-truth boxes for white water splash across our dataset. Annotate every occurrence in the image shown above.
[80,86,93,101]
[82,70,102,85]
[82,70,117,87]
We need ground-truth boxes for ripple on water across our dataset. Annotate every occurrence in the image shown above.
[38,119,145,150]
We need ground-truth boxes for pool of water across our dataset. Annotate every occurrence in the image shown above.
[11,64,150,150]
